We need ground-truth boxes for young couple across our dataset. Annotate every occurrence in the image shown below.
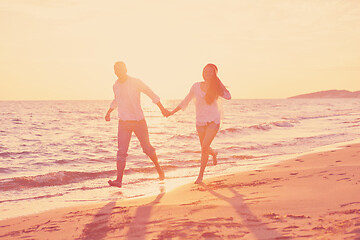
[105,61,231,188]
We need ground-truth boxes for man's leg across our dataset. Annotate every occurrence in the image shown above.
[133,120,165,180]
[109,120,132,187]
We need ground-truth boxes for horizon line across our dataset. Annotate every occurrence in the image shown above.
[0,98,291,101]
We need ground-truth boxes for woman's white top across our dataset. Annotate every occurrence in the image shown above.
[110,76,160,121]
[178,82,231,126]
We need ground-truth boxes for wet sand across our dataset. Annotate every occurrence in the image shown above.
[1,143,360,239]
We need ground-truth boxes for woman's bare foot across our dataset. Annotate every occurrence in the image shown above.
[195,177,203,184]
[211,151,218,166]
[108,179,122,188]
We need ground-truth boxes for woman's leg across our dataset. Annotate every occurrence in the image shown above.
[133,120,165,180]
[195,123,220,183]
[197,125,218,165]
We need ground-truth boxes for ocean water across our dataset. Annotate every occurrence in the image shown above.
[1,99,360,220]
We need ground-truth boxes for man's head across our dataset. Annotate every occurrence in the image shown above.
[114,61,127,81]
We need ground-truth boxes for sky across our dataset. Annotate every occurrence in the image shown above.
[1,0,360,100]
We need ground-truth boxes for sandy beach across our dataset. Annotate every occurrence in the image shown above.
[1,143,360,240]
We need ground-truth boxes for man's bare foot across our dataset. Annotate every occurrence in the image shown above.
[158,170,165,181]
[108,179,122,188]
[195,177,203,184]
[212,151,218,166]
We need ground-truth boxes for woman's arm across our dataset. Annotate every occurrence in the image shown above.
[218,80,231,100]
[169,106,181,116]
[169,84,195,116]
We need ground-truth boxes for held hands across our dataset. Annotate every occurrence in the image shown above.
[160,106,179,118]
[161,108,171,118]
[162,106,180,118]
[162,109,177,118]
[168,110,175,117]
[157,102,173,118]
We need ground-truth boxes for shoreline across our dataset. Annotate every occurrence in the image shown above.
[2,138,359,223]
[1,141,360,239]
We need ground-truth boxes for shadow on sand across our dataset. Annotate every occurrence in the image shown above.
[79,185,165,240]
[199,183,289,239]
[79,182,286,239]
[79,200,117,240]
[126,185,165,240]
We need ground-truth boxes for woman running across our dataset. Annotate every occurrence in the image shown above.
[168,63,231,183]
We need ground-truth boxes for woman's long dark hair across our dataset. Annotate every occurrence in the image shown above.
[203,64,224,104]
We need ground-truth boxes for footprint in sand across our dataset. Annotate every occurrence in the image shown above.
[348,228,360,234]
[263,212,282,220]
[180,200,201,206]
[285,214,310,219]
[41,225,60,232]
[282,225,299,232]
[312,225,325,230]
[201,232,221,239]
[227,234,247,239]
[340,202,360,207]
[336,177,351,181]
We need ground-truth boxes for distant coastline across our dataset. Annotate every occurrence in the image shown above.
[289,90,360,99]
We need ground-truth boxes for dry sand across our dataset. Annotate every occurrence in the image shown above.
[1,143,360,239]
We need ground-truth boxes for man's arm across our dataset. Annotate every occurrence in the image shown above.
[156,101,170,117]
[138,79,161,104]
[137,79,170,117]
[105,107,115,121]
[105,99,117,121]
